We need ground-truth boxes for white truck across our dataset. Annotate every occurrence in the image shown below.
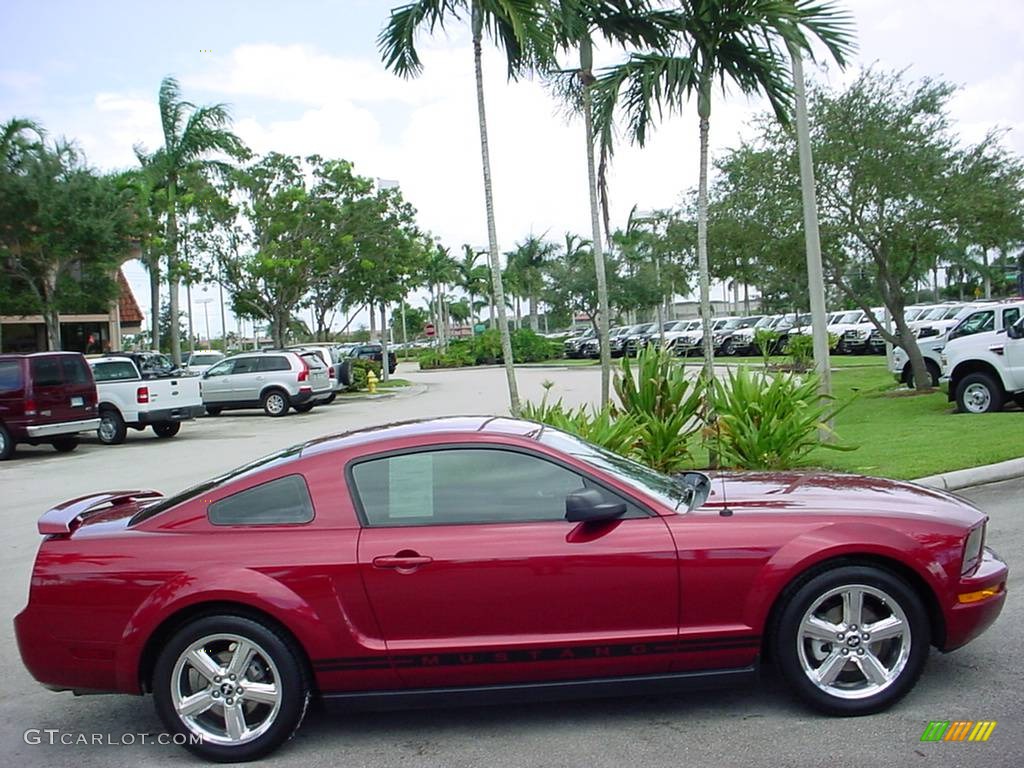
[941,306,1024,413]
[88,355,204,444]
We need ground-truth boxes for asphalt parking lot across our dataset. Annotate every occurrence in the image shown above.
[0,363,1019,767]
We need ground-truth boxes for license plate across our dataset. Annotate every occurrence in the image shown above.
[71,396,84,407]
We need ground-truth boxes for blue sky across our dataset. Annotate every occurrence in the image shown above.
[2,0,1023,335]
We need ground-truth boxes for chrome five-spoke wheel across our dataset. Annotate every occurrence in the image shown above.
[171,633,282,746]
[775,565,929,715]
[797,584,910,699]
[154,615,309,761]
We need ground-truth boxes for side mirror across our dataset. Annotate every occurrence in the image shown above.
[565,488,627,524]
[1008,322,1024,340]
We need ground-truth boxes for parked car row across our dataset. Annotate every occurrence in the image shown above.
[0,342,403,460]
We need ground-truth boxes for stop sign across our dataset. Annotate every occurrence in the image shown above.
[425,323,436,337]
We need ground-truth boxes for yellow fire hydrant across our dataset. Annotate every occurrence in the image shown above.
[366,368,378,394]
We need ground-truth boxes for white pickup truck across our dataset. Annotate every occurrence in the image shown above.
[87,355,204,444]
[942,312,1024,413]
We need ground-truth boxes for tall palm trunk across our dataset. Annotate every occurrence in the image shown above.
[581,36,612,408]
[696,87,714,380]
[147,244,161,350]
[472,3,519,415]
[167,176,182,365]
[379,303,390,382]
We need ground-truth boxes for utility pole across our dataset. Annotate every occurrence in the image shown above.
[789,42,832,412]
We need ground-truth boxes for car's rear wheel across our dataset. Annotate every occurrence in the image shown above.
[153,422,181,438]
[956,372,1004,414]
[51,437,79,453]
[153,615,309,762]
[0,424,14,461]
[322,392,336,405]
[293,403,314,413]
[98,409,127,445]
[205,406,222,417]
[262,390,289,417]
[774,565,929,716]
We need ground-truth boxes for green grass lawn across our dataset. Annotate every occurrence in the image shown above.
[807,366,1024,479]
[377,378,410,388]
[715,354,886,369]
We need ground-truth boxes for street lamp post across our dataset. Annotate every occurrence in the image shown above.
[196,297,213,348]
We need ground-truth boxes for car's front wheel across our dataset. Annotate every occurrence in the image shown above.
[153,615,310,762]
[774,565,929,716]
[0,424,14,461]
[956,372,1004,414]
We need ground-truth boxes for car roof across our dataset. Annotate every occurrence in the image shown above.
[301,416,544,458]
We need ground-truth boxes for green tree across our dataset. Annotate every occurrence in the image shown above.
[506,234,557,331]
[594,0,853,381]
[380,0,553,415]
[0,130,139,350]
[456,243,490,324]
[140,76,247,365]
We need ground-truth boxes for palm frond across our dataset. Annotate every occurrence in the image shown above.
[157,76,194,153]
[378,0,456,78]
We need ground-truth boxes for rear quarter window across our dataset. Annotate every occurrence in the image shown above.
[258,356,291,372]
[61,355,92,385]
[208,474,315,526]
[0,361,23,394]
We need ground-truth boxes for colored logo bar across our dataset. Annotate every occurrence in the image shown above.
[921,721,997,742]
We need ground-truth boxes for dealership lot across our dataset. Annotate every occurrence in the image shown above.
[0,364,1020,767]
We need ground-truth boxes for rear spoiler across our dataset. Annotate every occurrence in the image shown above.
[38,490,164,535]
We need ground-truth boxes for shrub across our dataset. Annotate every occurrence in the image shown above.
[511,328,559,362]
[708,366,853,470]
[614,346,704,473]
[786,333,814,370]
[417,344,475,369]
[470,329,503,364]
[346,358,382,391]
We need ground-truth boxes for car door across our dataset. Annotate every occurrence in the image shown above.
[352,445,680,689]
[229,356,265,402]
[1004,319,1024,390]
[201,358,236,403]
[27,356,72,427]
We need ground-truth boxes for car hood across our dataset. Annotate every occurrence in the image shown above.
[704,470,983,529]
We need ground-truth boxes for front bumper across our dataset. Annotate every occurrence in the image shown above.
[25,418,101,439]
[941,547,1008,652]
[136,405,204,424]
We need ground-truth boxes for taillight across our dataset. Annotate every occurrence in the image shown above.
[25,399,37,416]
[329,365,335,378]
[297,357,310,383]
[137,386,149,404]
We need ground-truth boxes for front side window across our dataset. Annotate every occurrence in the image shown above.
[205,359,235,377]
[231,357,260,374]
[350,448,637,527]
[208,474,314,526]
[959,310,995,336]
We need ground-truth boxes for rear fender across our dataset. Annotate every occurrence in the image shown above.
[116,566,334,692]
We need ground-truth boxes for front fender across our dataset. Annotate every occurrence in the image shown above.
[115,566,334,692]
[743,521,948,635]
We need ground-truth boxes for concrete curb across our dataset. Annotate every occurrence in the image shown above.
[913,457,1024,491]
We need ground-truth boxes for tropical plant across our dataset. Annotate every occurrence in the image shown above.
[545,0,678,408]
[139,76,247,365]
[506,234,557,331]
[521,394,639,458]
[380,0,554,416]
[786,333,814,370]
[709,366,852,470]
[594,0,855,383]
[614,346,703,472]
[754,327,779,365]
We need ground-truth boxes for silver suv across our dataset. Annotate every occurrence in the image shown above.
[201,351,332,417]
[288,344,346,400]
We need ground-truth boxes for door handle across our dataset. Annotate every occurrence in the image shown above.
[373,553,433,570]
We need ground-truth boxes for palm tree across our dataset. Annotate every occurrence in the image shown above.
[424,243,457,350]
[507,234,556,330]
[141,76,246,365]
[456,244,490,324]
[379,1,553,416]
[545,0,677,406]
[594,0,854,381]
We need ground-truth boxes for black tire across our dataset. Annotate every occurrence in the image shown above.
[262,389,290,417]
[773,565,930,716]
[52,437,79,453]
[722,338,736,356]
[322,392,336,405]
[903,360,941,389]
[98,408,127,445]
[152,614,310,763]
[293,403,315,414]
[1013,393,1024,409]
[153,422,181,438]
[955,371,1004,414]
[0,424,14,461]
[206,406,222,416]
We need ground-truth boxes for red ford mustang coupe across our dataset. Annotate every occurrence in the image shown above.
[15,417,1007,762]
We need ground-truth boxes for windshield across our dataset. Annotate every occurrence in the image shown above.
[796,313,813,325]
[190,354,223,366]
[634,323,655,334]
[838,311,863,324]
[737,316,761,329]
[538,428,697,512]
[720,318,742,330]
[943,306,965,319]
[755,316,775,328]
[921,307,947,321]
